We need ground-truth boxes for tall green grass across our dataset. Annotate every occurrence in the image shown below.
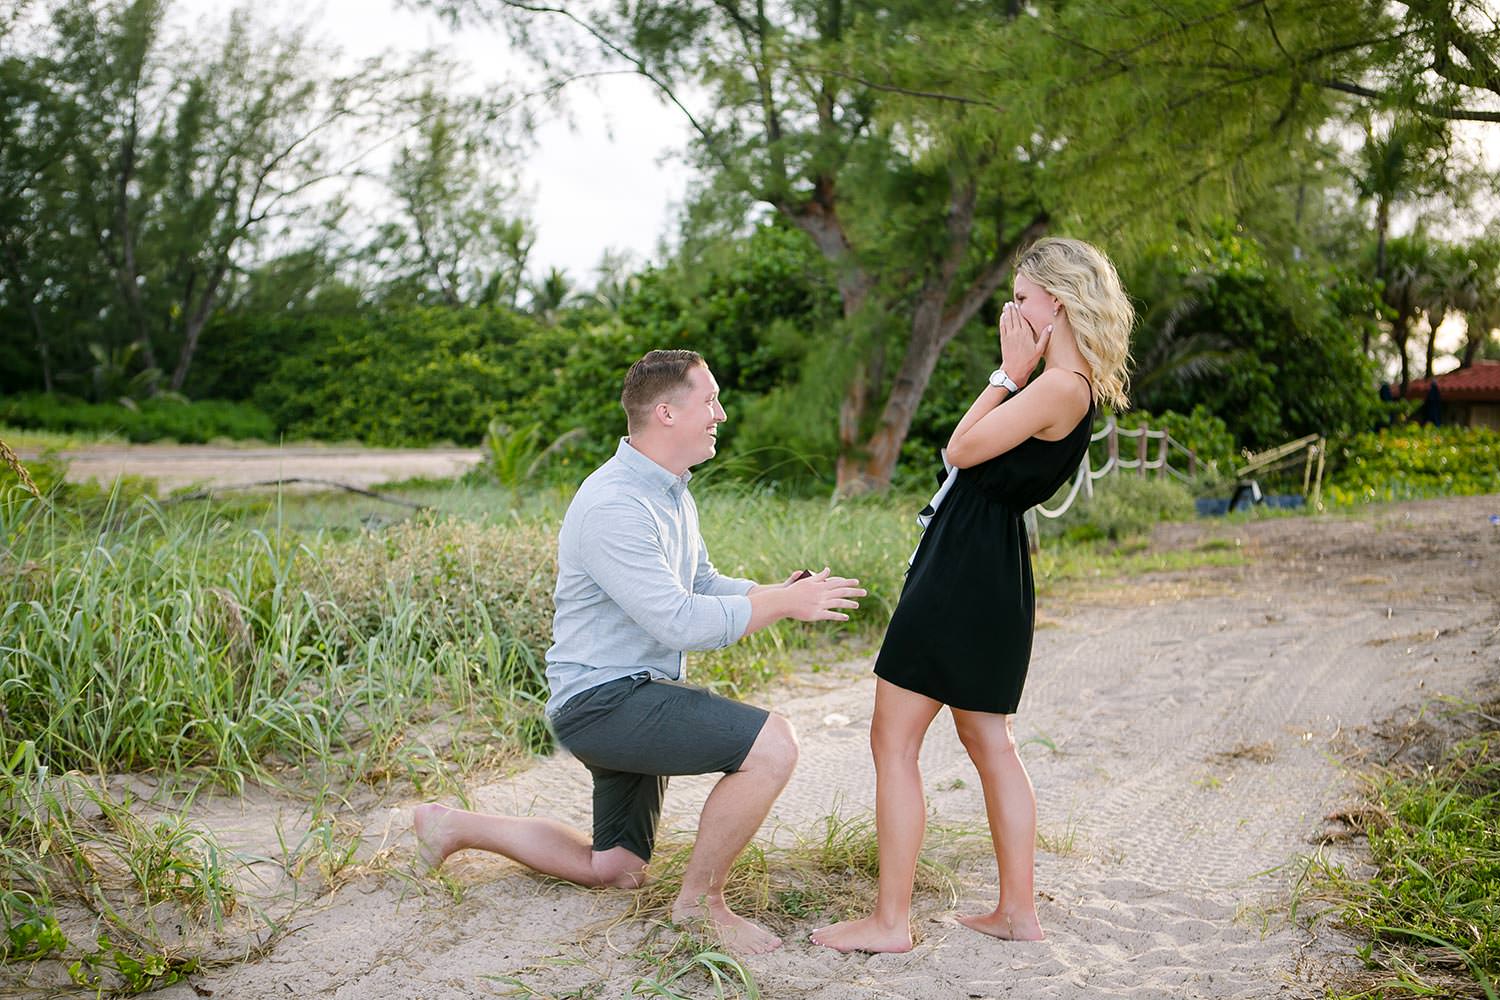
[1,495,547,783]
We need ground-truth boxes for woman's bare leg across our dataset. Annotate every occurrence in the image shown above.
[810,679,943,953]
[950,710,1043,940]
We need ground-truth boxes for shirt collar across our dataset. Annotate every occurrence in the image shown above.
[616,438,691,495]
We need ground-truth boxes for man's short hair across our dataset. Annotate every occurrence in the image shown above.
[621,349,706,432]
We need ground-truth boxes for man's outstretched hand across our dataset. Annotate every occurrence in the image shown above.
[784,567,864,622]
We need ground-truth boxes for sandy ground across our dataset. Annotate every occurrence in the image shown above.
[14,495,1500,999]
[34,443,485,493]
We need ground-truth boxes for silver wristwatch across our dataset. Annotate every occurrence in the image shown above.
[988,368,1019,393]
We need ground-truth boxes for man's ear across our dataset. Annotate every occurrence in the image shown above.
[655,400,674,426]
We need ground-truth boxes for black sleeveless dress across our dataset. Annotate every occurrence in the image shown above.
[873,375,1095,714]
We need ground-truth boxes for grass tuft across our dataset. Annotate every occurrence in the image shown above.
[0,744,232,993]
[627,809,981,934]
[1298,706,1500,1000]
[629,928,760,1000]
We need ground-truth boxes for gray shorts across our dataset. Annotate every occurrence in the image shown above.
[549,673,770,862]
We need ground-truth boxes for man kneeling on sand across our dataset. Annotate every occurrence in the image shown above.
[415,349,865,954]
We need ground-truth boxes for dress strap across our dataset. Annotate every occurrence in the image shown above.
[1071,370,1094,402]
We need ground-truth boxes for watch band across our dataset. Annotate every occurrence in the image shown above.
[988,368,1019,393]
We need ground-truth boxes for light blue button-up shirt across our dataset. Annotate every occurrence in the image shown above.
[544,439,755,716]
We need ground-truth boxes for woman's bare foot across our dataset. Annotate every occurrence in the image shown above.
[808,916,912,954]
[412,803,456,871]
[671,899,782,955]
[956,908,1044,941]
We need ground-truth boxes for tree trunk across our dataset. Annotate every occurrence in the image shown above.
[1368,197,1389,355]
[835,212,1050,495]
[170,263,227,391]
[1394,315,1411,396]
[109,112,162,384]
[2,240,53,393]
[1461,323,1485,367]
[785,197,874,316]
[1423,314,1439,379]
[782,193,879,485]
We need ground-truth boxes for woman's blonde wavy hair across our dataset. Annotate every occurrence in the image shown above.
[1016,237,1134,411]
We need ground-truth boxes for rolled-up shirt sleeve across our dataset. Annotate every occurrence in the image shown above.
[578,500,751,649]
[693,544,755,598]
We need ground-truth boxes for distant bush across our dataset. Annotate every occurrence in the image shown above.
[186,311,350,402]
[619,222,852,486]
[1110,406,1239,478]
[620,222,839,399]
[252,306,535,446]
[484,319,649,467]
[1126,230,1384,451]
[1328,425,1500,504]
[0,394,274,443]
[1040,473,1196,542]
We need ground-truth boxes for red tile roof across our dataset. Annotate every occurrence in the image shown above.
[1401,361,1500,401]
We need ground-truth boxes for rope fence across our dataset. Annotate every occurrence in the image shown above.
[1023,422,1328,548]
[1033,417,1201,520]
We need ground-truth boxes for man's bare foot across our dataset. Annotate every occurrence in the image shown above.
[412,803,456,872]
[671,899,782,955]
[808,916,912,954]
[956,909,1044,942]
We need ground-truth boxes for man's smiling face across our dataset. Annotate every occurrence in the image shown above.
[667,364,726,468]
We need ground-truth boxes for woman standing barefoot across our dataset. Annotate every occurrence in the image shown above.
[811,238,1133,953]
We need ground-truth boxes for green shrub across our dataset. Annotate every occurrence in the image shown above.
[1127,230,1384,450]
[0,395,274,443]
[1111,406,1239,479]
[724,370,843,492]
[620,222,839,400]
[485,319,649,468]
[1041,473,1197,542]
[185,311,349,402]
[1328,425,1500,505]
[252,306,535,446]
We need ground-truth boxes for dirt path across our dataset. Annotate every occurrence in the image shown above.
[137,495,1496,999]
[39,443,484,492]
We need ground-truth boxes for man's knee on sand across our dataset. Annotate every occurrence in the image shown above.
[590,845,649,889]
[742,713,799,781]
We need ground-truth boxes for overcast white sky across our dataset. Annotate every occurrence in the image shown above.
[178,0,697,284]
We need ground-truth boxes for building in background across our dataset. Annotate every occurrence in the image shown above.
[1401,361,1500,429]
